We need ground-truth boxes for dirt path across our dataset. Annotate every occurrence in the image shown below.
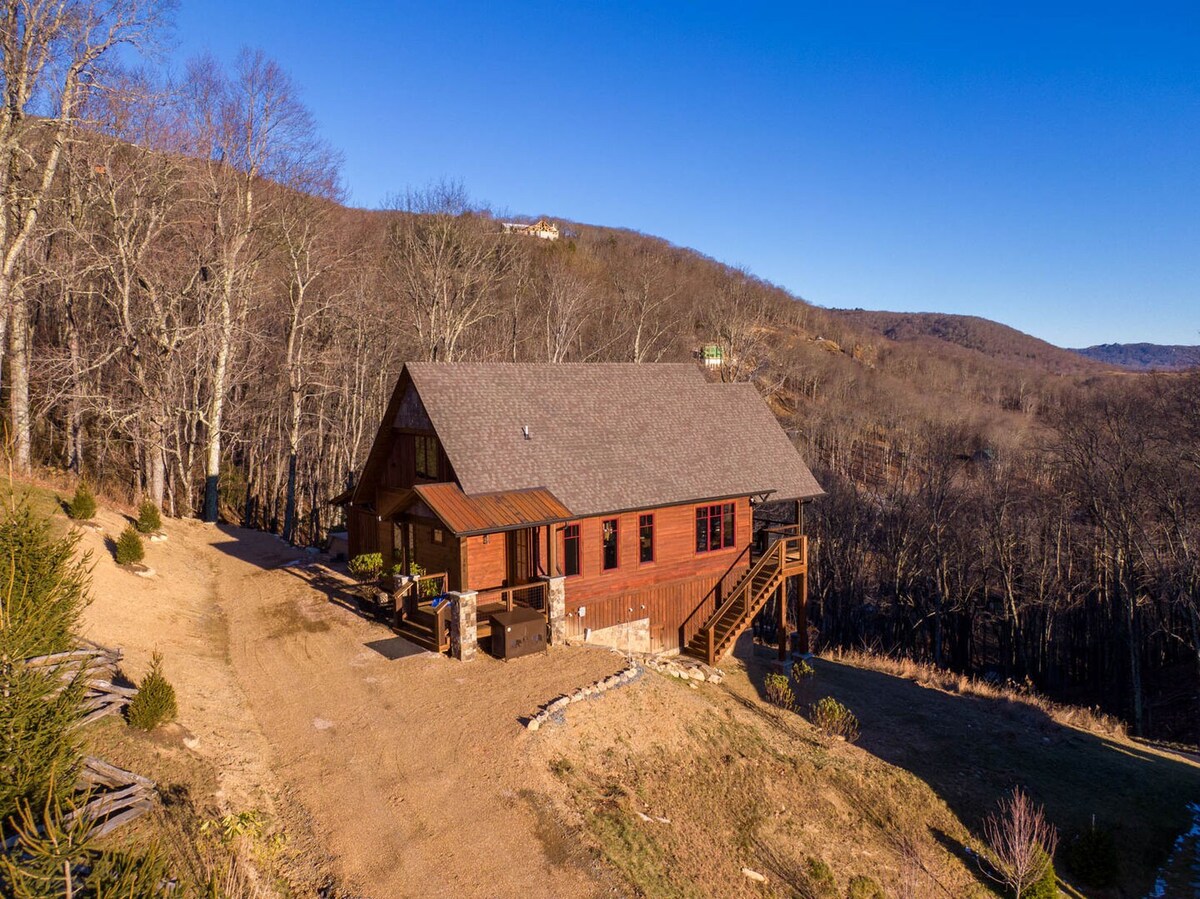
[83,511,622,898]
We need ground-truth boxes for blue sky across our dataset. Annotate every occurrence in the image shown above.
[169,2,1199,347]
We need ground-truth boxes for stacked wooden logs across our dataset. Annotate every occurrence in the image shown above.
[71,757,156,839]
[11,644,158,839]
[21,646,139,729]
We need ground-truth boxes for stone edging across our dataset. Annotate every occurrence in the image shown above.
[640,654,724,684]
[525,662,641,731]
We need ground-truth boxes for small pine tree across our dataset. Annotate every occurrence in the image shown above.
[0,794,172,897]
[127,652,177,731]
[1063,824,1118,887]
[1025,854,1060,899]
[135,500,162,534]
[115,525,145,566]
[0,503,90,825]
[66,482,96,521]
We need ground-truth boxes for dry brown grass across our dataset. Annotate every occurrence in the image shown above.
[824,648,1126,739]
[535,672,989,898]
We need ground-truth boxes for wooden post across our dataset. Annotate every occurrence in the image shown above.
[792,496,811,652]
[777,579,788,661]
[796,570,810,655]
[547,523,559,576]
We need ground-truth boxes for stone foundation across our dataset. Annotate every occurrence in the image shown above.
[582,617,651,654]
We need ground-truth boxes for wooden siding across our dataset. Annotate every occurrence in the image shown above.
[464,533,508,592]
[561,574,726,653]
[347,507,378,555]
[559,497,751,604]
[408,515,461,590]
[382,432,453,490]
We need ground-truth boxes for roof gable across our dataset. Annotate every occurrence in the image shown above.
[403,363,822,516]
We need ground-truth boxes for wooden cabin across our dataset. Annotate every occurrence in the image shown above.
[335,363,822,663]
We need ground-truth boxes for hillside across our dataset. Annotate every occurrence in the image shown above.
[52,486,1200,898]
[828,309,1106,375]
[1072,342,1200,370]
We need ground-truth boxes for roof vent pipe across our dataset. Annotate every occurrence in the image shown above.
[522,425,531,440]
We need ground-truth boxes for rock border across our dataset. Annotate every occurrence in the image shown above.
[525,661,642,731]
[640,654,724,684]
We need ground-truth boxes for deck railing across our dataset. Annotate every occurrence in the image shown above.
[477,580,548,613]
[398,571,449,620]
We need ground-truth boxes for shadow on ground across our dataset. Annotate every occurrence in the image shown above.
[732,636,1200,897]
[208,523,394,624]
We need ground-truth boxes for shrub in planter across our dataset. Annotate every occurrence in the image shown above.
[114,525,144,566]
[347,552,383,581]
[66,482,97,520]
[1062,824,1118,888]
[135,500,162,534]
[810,696,860,742]
[764,672,796,711]
[127,652,177,731]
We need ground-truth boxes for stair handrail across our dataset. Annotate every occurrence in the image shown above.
[679,542,753,647]
[705,539,784,645]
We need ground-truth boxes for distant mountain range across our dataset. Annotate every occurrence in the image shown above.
[830,310,1200,373]
[829,310,1103,374]
[1069,343,1200,371]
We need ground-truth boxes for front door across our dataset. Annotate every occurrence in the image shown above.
[505,528,537,586]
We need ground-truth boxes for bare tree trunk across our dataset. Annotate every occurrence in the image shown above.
[203,282,233,522]
[7,287,30,469]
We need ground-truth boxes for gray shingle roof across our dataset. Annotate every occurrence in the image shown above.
[405,363,822,517]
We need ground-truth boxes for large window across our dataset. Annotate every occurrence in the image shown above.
[696,503,736,553]
[415,434,438,479]
[563,524,581,577]
[638,514,655,564]
[602,519,619,570]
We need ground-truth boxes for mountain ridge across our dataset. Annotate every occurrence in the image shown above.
[1071,342,1200,371]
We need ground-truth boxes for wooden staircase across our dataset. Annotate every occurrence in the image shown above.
[682,529,807,665]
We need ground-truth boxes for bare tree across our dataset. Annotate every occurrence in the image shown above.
[539,262,590,362]
[982,787,1058,899]
[183,48,326,521]
[0,0,167,470]
[383,182,514,362]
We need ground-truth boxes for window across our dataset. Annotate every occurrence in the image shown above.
[563,524,581,576]
[638,514,655,564]
[415,434,438,479]
[601,519,619,570]
[432,527,444,545]
[695,503,736,553]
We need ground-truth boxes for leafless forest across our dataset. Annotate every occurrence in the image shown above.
[4,1,1198,741]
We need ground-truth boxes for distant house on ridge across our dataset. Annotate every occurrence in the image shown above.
[501,218,560,240]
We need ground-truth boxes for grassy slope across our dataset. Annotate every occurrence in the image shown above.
[535,644,1200,898]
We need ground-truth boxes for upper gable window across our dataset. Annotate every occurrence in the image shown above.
[415,435,439,479]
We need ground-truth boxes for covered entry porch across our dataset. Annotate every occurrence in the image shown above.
[389,483,572,657]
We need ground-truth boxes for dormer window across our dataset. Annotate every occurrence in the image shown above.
[415,434,439,479]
